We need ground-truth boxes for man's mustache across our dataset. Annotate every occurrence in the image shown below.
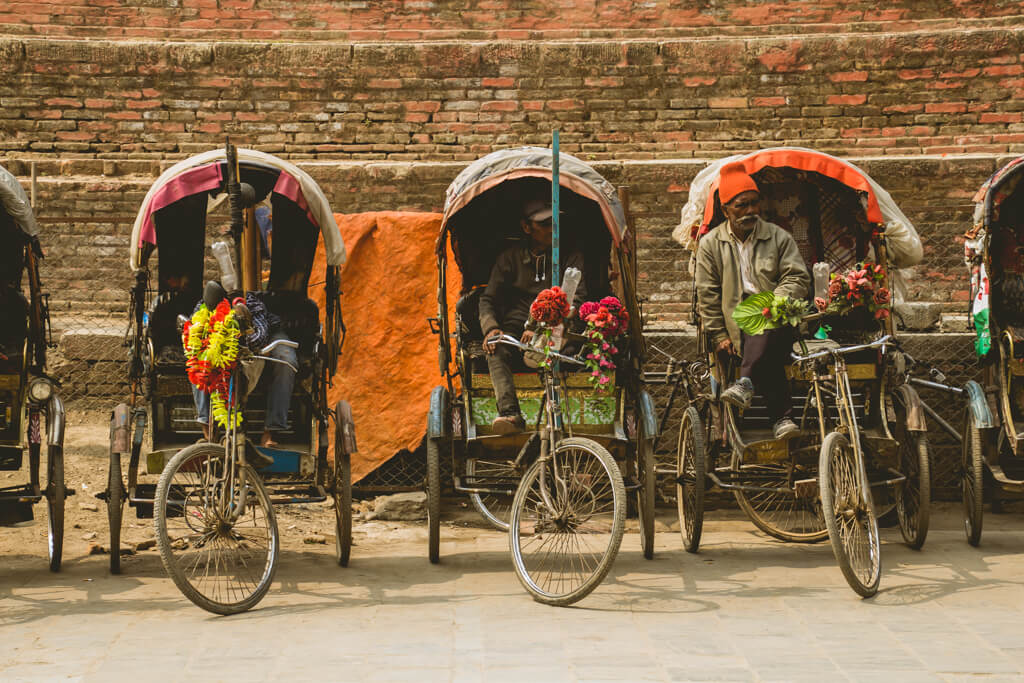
[738,215,758,225]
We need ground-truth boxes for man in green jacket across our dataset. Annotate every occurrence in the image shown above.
[694,164,810,439]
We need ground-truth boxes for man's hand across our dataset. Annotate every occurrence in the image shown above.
[716,337,736,356]
[520,330,534,345]
[484,329,503,355]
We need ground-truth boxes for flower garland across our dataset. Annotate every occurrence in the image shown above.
[182,299,243,429]
[579,296,629,392]
[815,261,891,321]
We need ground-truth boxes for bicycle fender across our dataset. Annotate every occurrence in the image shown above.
[892,384,928,433]
[964,380,995,429]
[637,390,657,442]
[110,403,131,454]
[47,395,66,448]
[428,385,451,440]
[335,400,358,455]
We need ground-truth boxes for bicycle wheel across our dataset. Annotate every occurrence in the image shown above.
[962,408,984,547]
[466,456,516,531]
[893,409,930,550]
[333,447,352,567]
[676,406,705,553]
[107,452,125,574]
[509,437,626,606]
[732,462,828,543]
[46,444,64,573]
[426,434,441,564]
[819,431,880,598]
[154,443,279,615]
[637,420,656,560]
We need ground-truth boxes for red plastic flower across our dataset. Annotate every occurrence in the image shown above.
[530,286,570,325]
[873,287,891,305]
[814,296,828,312]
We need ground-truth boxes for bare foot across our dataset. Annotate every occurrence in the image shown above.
[260,431,278,449]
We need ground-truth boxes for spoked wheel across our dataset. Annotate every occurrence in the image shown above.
[676,406,706,553]
[509,437,626,606]
[962,408,985,547]
[426,434,441,564]
[819,432,881,598]
[636,421,656,560]
[107,452,125,574]
[466,456,516,531]
[154,443,279,615]
[893,404,930,549]
[46,444,65,572]
[726,407,827,543]
[333,447,352,567]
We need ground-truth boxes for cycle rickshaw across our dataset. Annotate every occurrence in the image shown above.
[0,163,68,571]
[960,154,1024,545]
[674,148,931,597]
[426,146,657,605]
[103,144,355,612]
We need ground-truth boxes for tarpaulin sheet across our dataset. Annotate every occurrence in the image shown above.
[310,212,460,483]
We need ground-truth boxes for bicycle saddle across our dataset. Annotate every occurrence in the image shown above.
[793,339,840,356]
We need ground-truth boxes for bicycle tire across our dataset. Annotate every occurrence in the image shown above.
[509,437,626,606]
[962,408,985,547]
[426,434,441,564]
[819,431,880,598]
[47,445,64,573]
[154,443,279,615]
[107,452,125,574]
[677,406,705,554]
[637,420,656,560]
[894,422,931,550]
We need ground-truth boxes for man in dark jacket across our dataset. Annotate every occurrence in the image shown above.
[480,200,587,434]
[695,164,810,440]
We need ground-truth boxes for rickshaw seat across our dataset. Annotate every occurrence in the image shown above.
[456,288,485,342]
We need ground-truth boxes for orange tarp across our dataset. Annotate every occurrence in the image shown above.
[309,212,460,483]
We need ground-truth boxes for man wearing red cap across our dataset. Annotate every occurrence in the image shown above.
[694,164,810,439]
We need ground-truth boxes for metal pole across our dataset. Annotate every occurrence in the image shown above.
[551,129,560,287]
[30,161,36,209]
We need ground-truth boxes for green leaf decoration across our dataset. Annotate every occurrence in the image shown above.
[732,292,776,335]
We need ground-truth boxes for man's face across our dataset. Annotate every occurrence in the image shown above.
[523,217,553,248]
[723,191,761,237]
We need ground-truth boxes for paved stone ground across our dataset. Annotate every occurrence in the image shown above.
[2,504,1023,682]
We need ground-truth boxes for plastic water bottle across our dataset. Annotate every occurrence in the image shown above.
[812,262,831,301]
[212,241,238,292]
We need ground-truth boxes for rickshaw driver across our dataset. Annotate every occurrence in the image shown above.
[481,199,589,434]
[695,164,810,440]
[192,281,297,449]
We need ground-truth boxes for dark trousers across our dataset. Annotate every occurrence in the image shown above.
[739,328,794,422]
[486,323,524,418]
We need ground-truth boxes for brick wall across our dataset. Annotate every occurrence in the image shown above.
[6,154,1001,324]
[1,0,1020,41]
[2,29,1023,162]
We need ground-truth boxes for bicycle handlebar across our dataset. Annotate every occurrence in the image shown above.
[493,333,587,368]
[791,334,893,362]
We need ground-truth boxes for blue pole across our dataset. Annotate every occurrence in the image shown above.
[551,130,560,287]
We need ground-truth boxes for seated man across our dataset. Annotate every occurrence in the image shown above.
[480,200,588,434]
[192,281,297,448]
[695,164,810,440]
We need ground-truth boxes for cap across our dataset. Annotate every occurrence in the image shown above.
[718,163,760,205]
[523,199,553,222]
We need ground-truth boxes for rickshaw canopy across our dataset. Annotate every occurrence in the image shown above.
[674,147,922,269]
[440,146,627,248]
[128,148,346,271]
[971,154,1024,229]
[0,164,38,238]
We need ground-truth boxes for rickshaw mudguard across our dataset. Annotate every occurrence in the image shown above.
[964,380,995,429]
[891,384,927,433]
[335,400,358,455]
[46,394,65,448]
[110,403,131,454]
[428,386,451,441]
[637,390,657,442]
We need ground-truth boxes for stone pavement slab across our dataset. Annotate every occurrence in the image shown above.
[1,505,1023,682]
